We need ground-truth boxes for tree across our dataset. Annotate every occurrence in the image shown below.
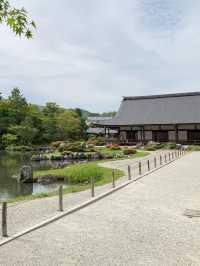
[2,133,17,146]
[75,108,88,137]
[43,102,62,117]
[0,0,36,38]
[56,111,82,140]
[9,87,27,106]
[8,87,28,124]
[9,124,38,145]
[42,103,62,141]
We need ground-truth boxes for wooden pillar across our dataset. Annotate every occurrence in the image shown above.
[140,128,143,144]
[143,127,145,144]
[118,127,120,144]
[2,202,8,237]
[175,125,179,143]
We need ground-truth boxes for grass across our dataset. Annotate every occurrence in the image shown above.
[9,164,124,203]
[9,150,149,203]
[96,147,123,156]
[34,162,124,184]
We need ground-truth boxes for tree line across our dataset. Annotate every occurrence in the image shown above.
[0,88,87,149]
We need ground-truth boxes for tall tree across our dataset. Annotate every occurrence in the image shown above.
[0,0,36,38]
[8,87,28,124]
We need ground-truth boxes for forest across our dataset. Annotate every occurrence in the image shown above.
[0,88,88,150]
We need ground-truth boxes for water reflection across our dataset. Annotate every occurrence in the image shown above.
[0,151,69,201]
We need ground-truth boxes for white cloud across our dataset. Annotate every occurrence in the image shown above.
[0,0,200,112]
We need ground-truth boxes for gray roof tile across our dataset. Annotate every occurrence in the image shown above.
[97,92,200,126]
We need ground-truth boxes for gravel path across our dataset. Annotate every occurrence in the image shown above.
[0,151,199,265]
[0,152,159,241]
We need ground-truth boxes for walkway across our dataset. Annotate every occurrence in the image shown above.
[0,152,155,241]
[1,152,200,265]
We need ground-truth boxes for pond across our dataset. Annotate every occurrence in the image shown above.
[0,151,71,201]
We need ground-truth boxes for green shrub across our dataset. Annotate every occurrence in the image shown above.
[95,137,105,146]
[63,142,85,152]
[144,146,156,151]
[187,145,200,151]
[62,150,72,156]
[50,154,64,160]
[123,148,137,155]
[145,142,176,151]
[2,133,18,147]
[6,145,33,152]
[165,142,176,149]
[51,141,64,148]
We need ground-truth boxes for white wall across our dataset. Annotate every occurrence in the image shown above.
[145,131,152,140]
[178,131,187,140]
[169,131,176,141]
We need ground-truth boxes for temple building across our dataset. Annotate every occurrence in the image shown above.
[95,92,200,145]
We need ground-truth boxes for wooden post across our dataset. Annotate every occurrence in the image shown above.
[160,155,162,165]
[112,169,115,188]
[147,160,150,171]
[91,177,95,197]
[58,185,63,212]
[2,202,8,237]
[154,157,157,168]
[128,165,131,180]
[165,154,167,163]
[139,162,142,175]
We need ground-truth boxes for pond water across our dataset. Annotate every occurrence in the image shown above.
[0,151,71,201]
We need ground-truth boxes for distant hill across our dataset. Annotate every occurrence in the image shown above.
[34,105,116,119]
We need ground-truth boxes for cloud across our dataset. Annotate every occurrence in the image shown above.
[0,0,200,112]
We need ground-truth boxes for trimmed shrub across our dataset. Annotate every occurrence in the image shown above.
[123,148,136,155]
[86,139,98,145]
[165,142,177,149]
[51,141,64,149]
[95,137,105,146]
[187,145,200,151]
[6,145,33,152]
[106,144,121,150]
[145,146,156,151]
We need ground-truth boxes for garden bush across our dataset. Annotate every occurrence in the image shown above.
[51,141,64,149]
[86,139,98,145]
[123,148,136,155]
[145,146,156,151]
[63,142,85,152]
[6,145,33,152]
[164,142,177,149]
[187,145,200,151]
[106,144,121,150]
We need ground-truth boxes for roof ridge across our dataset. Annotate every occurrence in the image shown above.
[123,92,200,101]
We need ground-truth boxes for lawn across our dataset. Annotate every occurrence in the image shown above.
[10,150,149,203]
[34,162,124,184]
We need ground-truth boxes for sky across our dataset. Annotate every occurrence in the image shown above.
[0,0,200,112]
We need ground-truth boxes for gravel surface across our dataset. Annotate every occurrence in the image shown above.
[0,151,199,265]
[0,152,158,241]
